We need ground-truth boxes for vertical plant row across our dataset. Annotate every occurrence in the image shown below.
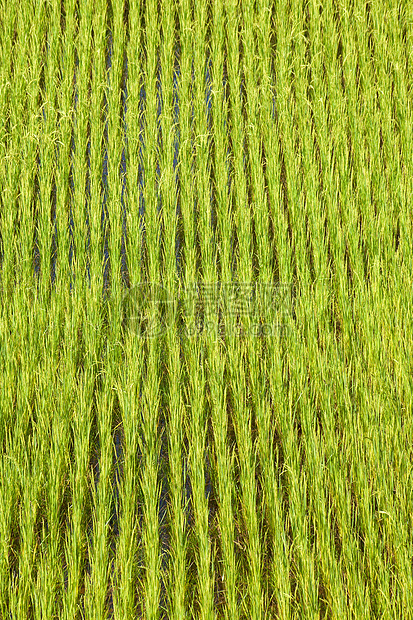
[0,0,413,618]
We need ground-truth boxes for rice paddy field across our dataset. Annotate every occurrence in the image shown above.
[0,0,413,617]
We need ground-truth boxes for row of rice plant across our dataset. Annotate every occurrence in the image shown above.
[0,0,412,617]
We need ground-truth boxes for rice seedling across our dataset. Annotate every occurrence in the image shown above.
[0,0,412,618]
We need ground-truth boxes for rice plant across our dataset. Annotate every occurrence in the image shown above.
[0,0,412,618]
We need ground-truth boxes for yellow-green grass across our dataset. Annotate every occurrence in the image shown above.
[0,0,412,618]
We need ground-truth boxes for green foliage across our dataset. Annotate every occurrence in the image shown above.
[0,0,412,617]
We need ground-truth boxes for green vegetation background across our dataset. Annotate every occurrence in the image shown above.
[0,0,412,618]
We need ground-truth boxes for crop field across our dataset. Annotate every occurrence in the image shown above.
[0,0,412,618]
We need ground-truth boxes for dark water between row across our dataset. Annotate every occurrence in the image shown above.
[28,39,277,297]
